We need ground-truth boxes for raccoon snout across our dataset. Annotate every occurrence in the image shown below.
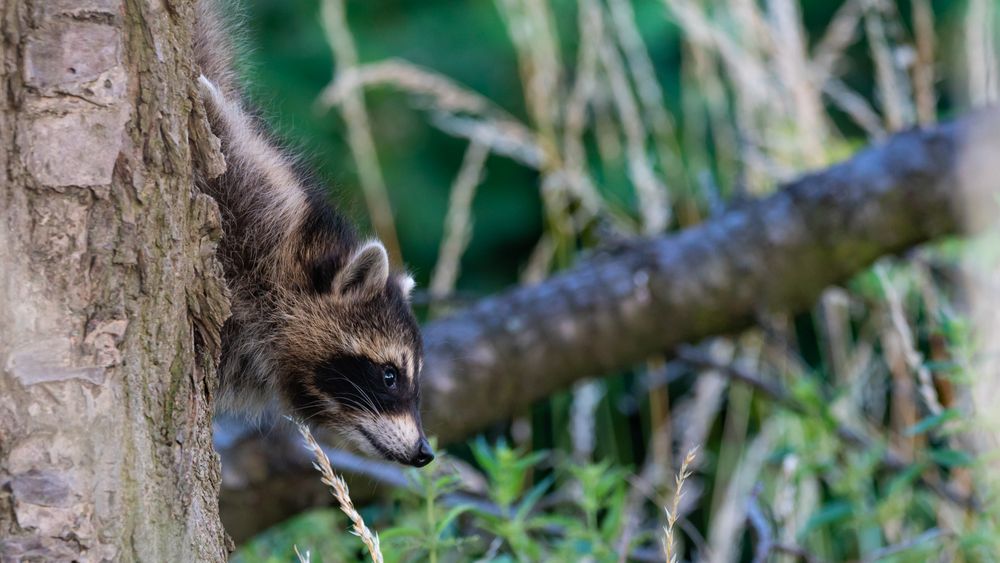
[408,438,435,467]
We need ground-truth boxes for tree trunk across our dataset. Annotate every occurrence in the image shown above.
[0,1,230,561]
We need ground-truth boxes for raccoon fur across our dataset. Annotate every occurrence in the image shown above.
[194,0,433,467]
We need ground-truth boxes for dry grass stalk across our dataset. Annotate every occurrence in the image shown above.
[909,0,937,124]
[588,0,669,233]
[706,423,777,563]
[965,0,999,106]
[727,0,773,63]
[875,266,944,416]
[562,0,604,216]
[767,0,828,166]
[822,78,887,139]
[430,141,490,300]
[495,0,563,167]
[606,0,686,192]
[570,380,605,461]
[663,446,698,563]
[319,0,402,265]
[315,57,543,169]
[430,114,542,169]
[293,545,311,563]
[295,421,384,563]
[664,0,773,106]
[591,83,624,167]
[678,42,716,190]
[862,0,913,131]
[676,4,776,193]
[520,234,556,284]
[811,0,864,83]
[497,0,594,259]
[318,59,513,120]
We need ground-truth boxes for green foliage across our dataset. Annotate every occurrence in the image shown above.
[233,510,361,563]
[380,462,475,562]
[234,444,643,562]
[234,425,1000,560]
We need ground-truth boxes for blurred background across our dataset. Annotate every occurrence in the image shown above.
[221,0,1000,561]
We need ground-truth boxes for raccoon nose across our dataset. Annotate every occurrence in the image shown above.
[411,438,435,467]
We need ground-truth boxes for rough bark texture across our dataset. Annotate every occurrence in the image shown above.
[217,111,1000,537]
[0,1,230,561]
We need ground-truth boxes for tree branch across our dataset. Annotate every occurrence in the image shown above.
[218,110,1000,538]
[419,110,999,443]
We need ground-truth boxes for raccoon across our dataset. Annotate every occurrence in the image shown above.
[194,0,433,467]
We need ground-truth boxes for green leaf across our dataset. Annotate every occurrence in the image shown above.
[435,505,474,535]
[800,501,853,537]
[379,526,425,541]
[922,360,961,374]
[930,448,973,468]
[905,408,959,437]
[515,476,554,520]
[886,462,928,497]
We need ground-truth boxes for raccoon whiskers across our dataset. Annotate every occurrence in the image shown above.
[329,370,382,415]
[294,399,339,422]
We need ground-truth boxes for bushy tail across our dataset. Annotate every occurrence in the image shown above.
[194,0,245,100]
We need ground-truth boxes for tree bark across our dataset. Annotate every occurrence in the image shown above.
[1,1,230,561]
[217,110,1000,537]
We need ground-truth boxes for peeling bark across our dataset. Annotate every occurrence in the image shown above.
[1,1,230,561]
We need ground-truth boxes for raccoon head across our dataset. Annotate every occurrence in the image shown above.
[279,240,433,467]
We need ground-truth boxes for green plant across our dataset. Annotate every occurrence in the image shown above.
[380,454,475,562]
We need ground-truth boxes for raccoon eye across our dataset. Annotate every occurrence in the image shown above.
[383,365,398,389]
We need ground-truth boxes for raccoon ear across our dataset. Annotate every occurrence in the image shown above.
[334,241,390,301]
[398,274,416,300]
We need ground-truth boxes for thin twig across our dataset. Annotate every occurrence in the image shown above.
[677,346,792,406]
